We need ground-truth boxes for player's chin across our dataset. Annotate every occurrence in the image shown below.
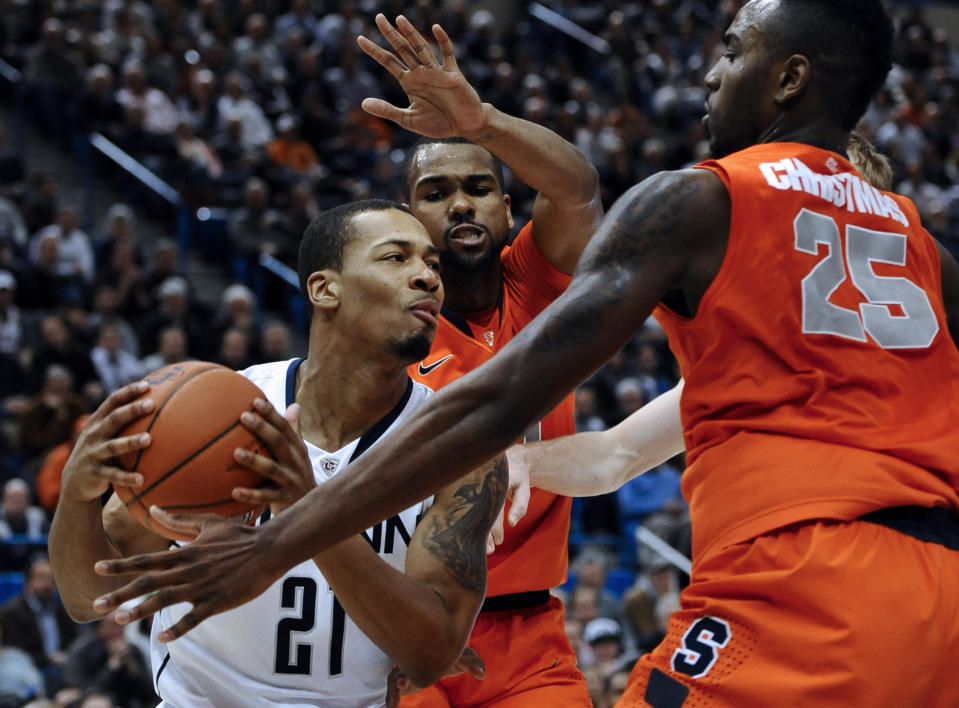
[389,331,434,364]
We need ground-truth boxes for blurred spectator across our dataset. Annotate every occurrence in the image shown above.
[89,322,143,394]
[266,113,319,177]
[18,236,78,312]
[0,622,45,705]
[23,19,83,143]
[136,277,209,360]
[93,240,152,324]
[574,386,607,432]
[570,547,625,623]
[20,175,58,238]
[0,125,25,203]
[0,200,27,255]
[217,71,274,150]
[17,364,87,465]
[115,60,178,137]
[34,416,89,514]
[216,327,253,371]
[68,64,125,143]
[86,285,139,359]
[63,615,155,708]
[92,204,140,272]
[176,68,220,140]
[260,321,293,361]
[582,617,628,674]
[29,207,95,288]
[212,283,260,354]
[227,177,294,290]
[0,479,48,572]
[0,271,22,358]
[282,181,322,243]
[171,120,223,205]
[140,238,184,296]
[0,556,83,695]
[74,689,118,708]
[139,325,189,373]
[26,316,98,395]
[602,666,631,708]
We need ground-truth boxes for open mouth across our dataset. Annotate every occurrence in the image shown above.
[447,223,487,247]
[410,300,440,327]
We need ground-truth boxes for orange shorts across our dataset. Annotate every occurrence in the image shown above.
[616,515,959,707]
[400,595,590,708]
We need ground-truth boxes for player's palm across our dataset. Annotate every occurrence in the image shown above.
[358,14,486,139]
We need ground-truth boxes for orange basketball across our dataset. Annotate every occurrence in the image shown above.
[113,361,270,541]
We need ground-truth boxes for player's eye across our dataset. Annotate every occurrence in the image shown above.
[423,190,445,201]
[382,253,404,262]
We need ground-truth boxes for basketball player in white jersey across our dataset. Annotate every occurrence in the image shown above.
[49,200,507,707]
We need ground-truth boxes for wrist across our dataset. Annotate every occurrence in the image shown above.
[461,103,496,144]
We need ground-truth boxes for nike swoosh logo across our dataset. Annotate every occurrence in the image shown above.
[417,354,453,375]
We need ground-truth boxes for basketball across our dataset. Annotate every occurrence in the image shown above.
[113,361,271,541]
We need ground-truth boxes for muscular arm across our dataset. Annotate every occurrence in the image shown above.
[510,381,684,498]
[311,457,507,687]
[937,240,959,345]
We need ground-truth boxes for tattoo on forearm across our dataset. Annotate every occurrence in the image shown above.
[422,457,508,594]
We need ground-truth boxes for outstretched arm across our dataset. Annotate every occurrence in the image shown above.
[92,168,729,635]
[358,14,601,272]
[506,381,683,514]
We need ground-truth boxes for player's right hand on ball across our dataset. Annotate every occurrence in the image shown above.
[231,399,316,514]
[60,381,154,503]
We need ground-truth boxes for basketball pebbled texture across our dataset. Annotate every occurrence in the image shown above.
[113,361,270,541]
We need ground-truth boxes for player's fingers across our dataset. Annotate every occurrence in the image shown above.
[231,486,284,505]
[507,476,530,527]
[150,507,222,537]
[90,462,144,489]
[374,14,419,69]
[395,15,438,66]
[91,381,150,423]
[356,35,406,79]
[488,506,505,553]
[101,396,154,436]
[360,97,405,124]
[100,431,151,463]
[431,24,459,71]
[283,402,302,438]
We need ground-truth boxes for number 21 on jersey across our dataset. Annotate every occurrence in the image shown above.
[794,208,939,349]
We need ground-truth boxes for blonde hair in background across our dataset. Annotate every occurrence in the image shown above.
[848,130,893,191]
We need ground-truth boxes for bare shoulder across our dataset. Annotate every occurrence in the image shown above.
[408,456,507,594]
[103,493,170,557]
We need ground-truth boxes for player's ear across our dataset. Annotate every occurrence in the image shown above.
[307,270,340,310]
[775,54,810,107]
[502,194,514,230]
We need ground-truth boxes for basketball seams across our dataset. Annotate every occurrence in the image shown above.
[127,363,223,473]
[123,414,256,506]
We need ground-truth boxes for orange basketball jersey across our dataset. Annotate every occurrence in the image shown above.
[654,142,959,559]
[410,223,575,594]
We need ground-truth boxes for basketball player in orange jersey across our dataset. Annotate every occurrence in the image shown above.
[94,1,959,704]
[359,14,601,707]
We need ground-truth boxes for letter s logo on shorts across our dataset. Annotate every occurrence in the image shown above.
[671,616,732,679]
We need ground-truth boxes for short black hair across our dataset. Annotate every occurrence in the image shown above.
[402,137,506,200]
[297,199,411,301]
[767,0,893,131]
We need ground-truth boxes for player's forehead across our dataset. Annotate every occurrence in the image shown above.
[346,208,434,256]
[409,143,498,188]
[726,0,778,47]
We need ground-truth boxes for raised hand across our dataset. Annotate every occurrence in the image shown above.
[60,381,154,504]
[357,14,487,139]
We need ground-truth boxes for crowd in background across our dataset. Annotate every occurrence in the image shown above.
[0,0,955,705]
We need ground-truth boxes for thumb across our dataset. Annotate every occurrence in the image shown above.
[285,402,302,437]
[507,474,530,527]
[148,507,219,539]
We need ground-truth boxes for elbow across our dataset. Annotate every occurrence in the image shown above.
[62,597,103,624]
[401,627,469,689]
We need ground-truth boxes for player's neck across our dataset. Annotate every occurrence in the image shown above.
[294,352,410,452]
[439,263,503,314]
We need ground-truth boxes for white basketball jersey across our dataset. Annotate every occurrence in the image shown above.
[151,359,435,707]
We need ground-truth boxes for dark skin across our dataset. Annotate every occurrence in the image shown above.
[92,0,959,639]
